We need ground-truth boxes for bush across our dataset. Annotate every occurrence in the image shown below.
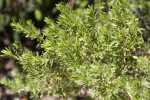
[1,0,150,99]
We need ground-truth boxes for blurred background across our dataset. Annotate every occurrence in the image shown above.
[0,0,150,100]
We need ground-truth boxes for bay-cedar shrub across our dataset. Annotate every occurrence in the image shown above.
[1,0,150,99]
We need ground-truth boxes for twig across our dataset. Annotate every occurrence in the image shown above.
[70,0,76,9]
[134,8,150,30]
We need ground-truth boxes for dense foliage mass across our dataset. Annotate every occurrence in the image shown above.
[1,0,150,99]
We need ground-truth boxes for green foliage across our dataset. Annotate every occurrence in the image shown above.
[10,20,43,41]
[1,1,150,99]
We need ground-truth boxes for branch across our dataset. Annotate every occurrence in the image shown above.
[68,0,76,9]
[134,8,150,30]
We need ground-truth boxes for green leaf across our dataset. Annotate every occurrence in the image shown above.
[80,0,89,7]
[34,9,42,21]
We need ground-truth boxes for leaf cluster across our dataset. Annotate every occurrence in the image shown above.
[1,0,150,99]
